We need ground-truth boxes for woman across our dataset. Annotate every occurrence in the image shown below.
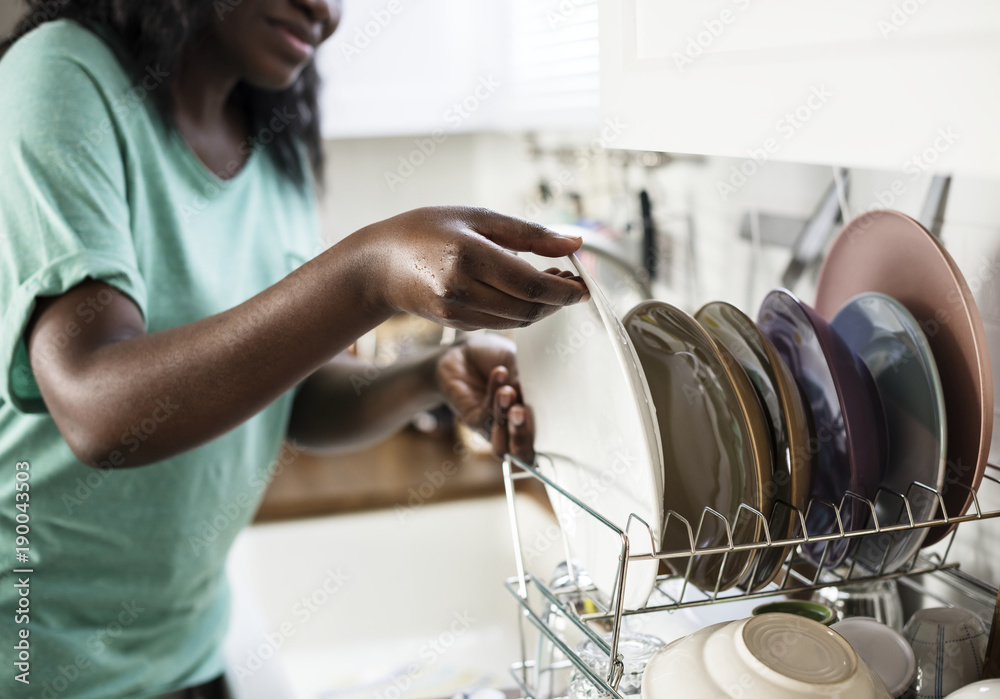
[0,1,587,696]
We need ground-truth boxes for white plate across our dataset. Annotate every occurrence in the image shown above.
[515,253,663,610]
[832,616,916,697]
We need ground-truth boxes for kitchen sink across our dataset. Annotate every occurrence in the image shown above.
[224,494,562,699]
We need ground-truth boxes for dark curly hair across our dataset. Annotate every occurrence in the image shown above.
[1,0,324,188]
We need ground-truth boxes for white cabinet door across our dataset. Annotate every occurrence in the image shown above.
[317,0,601,138]
[600,0,1000,177]
[317,0,508,138]
[503,0,601,130]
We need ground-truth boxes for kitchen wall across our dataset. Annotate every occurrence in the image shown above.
[0,2,22,37]
[319,130,1000,583]
[318,133,537,243]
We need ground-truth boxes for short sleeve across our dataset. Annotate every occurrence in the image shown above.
[0,29,148,413]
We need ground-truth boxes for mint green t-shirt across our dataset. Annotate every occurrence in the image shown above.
[0,20,320,698]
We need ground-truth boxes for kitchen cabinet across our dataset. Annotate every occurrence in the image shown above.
[317,0,506,138]
[317,0,600,137]
[599,0,1000,177]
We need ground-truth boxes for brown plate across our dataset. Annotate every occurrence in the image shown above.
[696,301,814,589]
[624,301,772,592]
[815,210,993,546]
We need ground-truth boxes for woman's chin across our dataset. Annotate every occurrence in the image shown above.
[244,60,307,92]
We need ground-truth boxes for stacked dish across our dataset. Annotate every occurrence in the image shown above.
[641,613,892,698]
[515,209,993,608]
[623,301,772,592]
[814,210,993,548]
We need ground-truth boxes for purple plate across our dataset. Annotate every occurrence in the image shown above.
[757,289,887,568]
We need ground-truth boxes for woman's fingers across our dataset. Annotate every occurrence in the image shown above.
[483,365,509,407]
[462,364,508,430]
[375,207,590,330]
[490,384,518,457]
[434,278,583,330]
[488,383,535,464]
[461,234,589,306]
[507,404,535,464]
[443,280,568,326]
[461,207,583,258]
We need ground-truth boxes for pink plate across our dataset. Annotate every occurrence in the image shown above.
[815,210,993,546]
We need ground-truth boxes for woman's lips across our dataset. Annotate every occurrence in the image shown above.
[266,19,316,62]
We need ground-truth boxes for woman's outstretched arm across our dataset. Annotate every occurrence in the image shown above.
[28,206,584,468]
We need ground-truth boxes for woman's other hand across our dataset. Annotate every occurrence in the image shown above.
[436,333,535,463]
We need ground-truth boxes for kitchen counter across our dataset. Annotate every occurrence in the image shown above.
[255,428,538,521]
[228,495,565,699]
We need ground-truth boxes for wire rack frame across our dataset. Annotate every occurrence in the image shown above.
[501,454,1000,697]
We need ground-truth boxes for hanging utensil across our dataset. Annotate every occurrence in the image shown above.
[639,189,657,282]
[919,173,951,239]
[781,169,850,289]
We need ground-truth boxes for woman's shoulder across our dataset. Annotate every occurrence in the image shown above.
[2,19,132,89]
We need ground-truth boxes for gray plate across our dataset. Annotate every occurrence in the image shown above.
[832,293,947,573]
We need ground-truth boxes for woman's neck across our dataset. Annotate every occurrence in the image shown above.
[172,33,241,128]
[171,36,250,178]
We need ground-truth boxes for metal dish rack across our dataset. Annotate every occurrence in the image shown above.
[501,454,1000,699]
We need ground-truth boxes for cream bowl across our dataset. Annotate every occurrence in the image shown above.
[641,613,891,699]
[946,679,1000,697]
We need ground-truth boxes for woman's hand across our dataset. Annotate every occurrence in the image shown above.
[361,206,589,331]
[436,333,535,463]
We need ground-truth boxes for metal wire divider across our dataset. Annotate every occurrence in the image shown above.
[502,454,1000,699]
